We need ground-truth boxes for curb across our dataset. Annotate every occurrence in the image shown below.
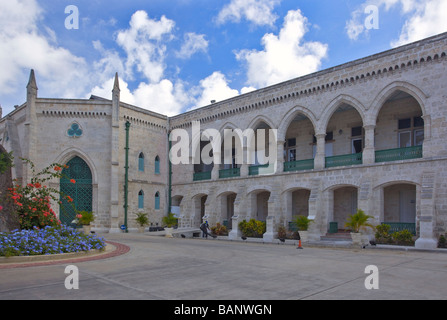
[0,241,130,269]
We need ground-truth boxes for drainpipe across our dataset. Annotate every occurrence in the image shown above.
[124,121,131,233]
[168,130,172,215]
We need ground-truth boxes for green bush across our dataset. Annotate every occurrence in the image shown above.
[375,224,415,246]
[239,219,266,238]
[375,224,392,244]
[392,229,414,245]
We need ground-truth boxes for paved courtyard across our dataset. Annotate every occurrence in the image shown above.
[0,232,446,300]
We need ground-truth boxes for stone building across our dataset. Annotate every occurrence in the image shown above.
[1,32,447,249]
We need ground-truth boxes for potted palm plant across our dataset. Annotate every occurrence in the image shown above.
[293,215,313,242]
[75,210,95,234]
[162,213,178,238]
[135,212,149,233]
[344,209,375,245]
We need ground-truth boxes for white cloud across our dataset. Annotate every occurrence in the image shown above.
[176,32,209,59]
[345,0,447,46]
[90,76,136,106]
[216,0,281,27]
[132,80,190,117]
[391,0,447,47]
[116,10,175,83]
[0,0,89,110]
[235,9,328,88]
[191,72,240,110]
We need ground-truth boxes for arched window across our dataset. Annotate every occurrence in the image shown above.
[138,153,145,172]
[155,192,160,210]
[155,156,160,174]
[138,190,144,209]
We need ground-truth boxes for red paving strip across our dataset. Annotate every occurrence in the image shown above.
[0,241,130,269]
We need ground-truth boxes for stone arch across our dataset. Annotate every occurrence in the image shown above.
[372,82,428,153]
[368,81,428,125]
[281,187,312,224]
[317,95,367,134]
[373,180,419,229]
[324,183,360,231]
[54,148,98,184]
[278,106,318,142]
[191,193,208,227]
[247,115,276,131]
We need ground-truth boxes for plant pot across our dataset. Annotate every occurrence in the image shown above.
[165,227,174,238]
[138,226,145,233]
[350,232,363,245]
[82,225,92,234]
[298,230,309,243]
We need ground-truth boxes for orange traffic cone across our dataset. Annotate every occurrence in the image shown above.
[297,231,303,249]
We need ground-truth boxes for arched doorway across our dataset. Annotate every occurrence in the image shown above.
[59,156,93,226]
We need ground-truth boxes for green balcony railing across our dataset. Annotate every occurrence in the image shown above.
[325,153,363,168]
[219,167,240,179]
[284,159,314,172]
[382,222,416,235]
[193,171,212,181]
[249,164,273,176]
[375,145,422,163]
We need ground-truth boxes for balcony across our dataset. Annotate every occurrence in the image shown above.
[325,153,363,168]
[193,171,212,182]
[219,168,240,179]
[375,145,422,163]
[284,159,314,172]
[249,164,275,176]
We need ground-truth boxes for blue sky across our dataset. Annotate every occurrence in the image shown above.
[1,0,446,116]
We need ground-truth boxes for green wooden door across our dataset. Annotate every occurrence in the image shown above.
[60,156,93,226]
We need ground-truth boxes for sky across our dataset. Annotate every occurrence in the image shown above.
[1,0,447,117]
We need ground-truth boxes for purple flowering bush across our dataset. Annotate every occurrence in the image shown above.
[0,225,106,257]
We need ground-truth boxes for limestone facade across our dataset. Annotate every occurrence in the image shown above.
[1,32,447,248]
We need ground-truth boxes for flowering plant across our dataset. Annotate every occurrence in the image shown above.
[8,158,75,230]
[0,225,106,257]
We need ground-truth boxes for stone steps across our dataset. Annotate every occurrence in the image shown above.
[320,232,352,242]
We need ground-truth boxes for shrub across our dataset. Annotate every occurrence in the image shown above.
[0,225,106,257]
[211,223,228,236]
[392,229,414,246]
[277,225,287,239]
[239,219,266,238]
[74,210,95,226]
[375,224,392,244]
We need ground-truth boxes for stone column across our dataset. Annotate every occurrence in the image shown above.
[314,133,326,170]
[276,140,285,174]
[229,186,246,240]
[211,151,221,180]
[415,172,437,249]
[263,190,279,242]
[109,73,122,233]
[363,125,376,165]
